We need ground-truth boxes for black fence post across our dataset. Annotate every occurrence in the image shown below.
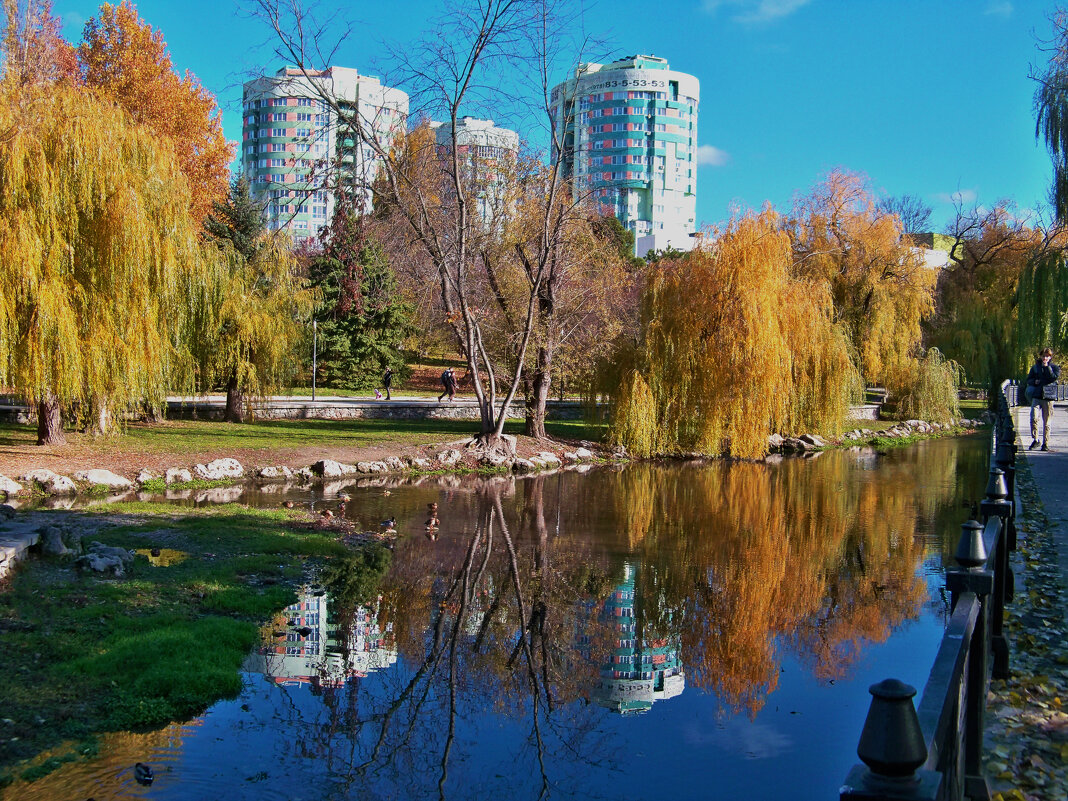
[945,521,994,801]
[980,468,1012,680]
[840,680,941,801]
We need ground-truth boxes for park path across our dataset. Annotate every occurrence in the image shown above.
[978,406,1068,800]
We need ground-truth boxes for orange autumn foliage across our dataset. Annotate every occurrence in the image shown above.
[78,1,232,225]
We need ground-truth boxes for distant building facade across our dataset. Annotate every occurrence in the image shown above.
[430,116,520,223]
[241,66,409,242]
[550,55,700,257]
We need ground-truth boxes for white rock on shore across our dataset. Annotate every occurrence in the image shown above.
[311,459,360,478]
[257,465,294,480]
[20,469,77,495]
[436,449,463,467]
[135,468,159,485]
[192,458,244,481]
[72,469,134,492]
[0,474,23,497]
[165,468,193,485]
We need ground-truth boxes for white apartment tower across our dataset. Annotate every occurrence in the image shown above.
[429,117,520,222]
[241,66,409,241]
[549,55,699,257]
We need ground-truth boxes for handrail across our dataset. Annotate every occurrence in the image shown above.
[839,380,1017,801]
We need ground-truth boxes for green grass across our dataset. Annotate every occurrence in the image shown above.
[0,503,357,781]
[0,416,606,459]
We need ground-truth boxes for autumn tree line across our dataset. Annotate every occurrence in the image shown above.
[3,0,1068,457]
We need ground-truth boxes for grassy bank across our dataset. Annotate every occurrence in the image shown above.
[0,417,608,463]
[0,504,361,784]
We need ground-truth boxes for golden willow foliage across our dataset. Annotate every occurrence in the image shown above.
[607,209,857,459]
[1016,250,1068,368]
[0,83,210,414]
[789,169,937,385]
[925,204,1043,387]
[885,347,962,423]
[193,233,315,405]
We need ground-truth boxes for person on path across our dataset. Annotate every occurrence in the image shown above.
[438,367,456,402]
[1026,347,1061,451]
[383,367,393,401]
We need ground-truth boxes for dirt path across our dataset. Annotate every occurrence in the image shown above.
[0,433,589,481]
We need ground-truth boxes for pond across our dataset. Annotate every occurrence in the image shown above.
[7,435,992,801]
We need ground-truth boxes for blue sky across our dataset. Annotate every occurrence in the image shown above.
[56,0,1056,231]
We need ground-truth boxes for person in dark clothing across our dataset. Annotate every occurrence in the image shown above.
[382,367,393,401]
[438,368,455,402]
[1026,347,1061,451]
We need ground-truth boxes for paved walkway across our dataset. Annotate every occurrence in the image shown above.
[1016,402,1068,608]
[981,404,1068,798]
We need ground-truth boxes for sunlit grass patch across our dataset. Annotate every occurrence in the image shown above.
[0,503,367,781]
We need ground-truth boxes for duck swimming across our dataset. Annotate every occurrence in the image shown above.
[134,763,153,786]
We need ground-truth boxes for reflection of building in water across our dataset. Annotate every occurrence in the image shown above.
[593,562,685,714]
[245,588,397,689]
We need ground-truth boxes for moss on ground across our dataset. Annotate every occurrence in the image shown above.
[0,503,353,784]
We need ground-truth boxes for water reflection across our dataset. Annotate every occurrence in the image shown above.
[6,436,990,801]
[246,586,397,689]
[590,562,685,713]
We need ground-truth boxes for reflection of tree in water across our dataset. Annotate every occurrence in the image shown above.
[238,440,985,796]
[604,443,980,715]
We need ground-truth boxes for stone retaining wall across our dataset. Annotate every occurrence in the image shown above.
[165,399,586,422]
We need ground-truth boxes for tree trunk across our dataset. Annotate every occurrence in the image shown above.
[91,398,113,436]
[36,393,66,445]
[224,374,245,423]
[142,399,162,423]
[525,346,551,439]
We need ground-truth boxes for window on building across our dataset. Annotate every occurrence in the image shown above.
[272,128,286,137]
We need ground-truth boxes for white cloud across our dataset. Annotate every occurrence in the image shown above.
[983,2,1013,18]
[935,189,978,206]
[696,145,730,166]
[702,0,813,24]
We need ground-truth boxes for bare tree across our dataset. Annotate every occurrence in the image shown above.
[876,193,933,236]
[252,1,555,454]
[251,0,620,452]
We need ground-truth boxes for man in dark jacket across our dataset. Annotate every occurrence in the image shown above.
[438,368,455,402]
[383,367,393,401]
[1026,347,1061,451]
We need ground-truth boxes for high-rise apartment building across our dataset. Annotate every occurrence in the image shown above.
[241,66,409,242]
[430,116,520,222]
[549,55,700,257]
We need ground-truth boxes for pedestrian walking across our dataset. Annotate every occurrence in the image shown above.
[383,367,393,401]
[438,367,456,402]
[1026,347,1061,451]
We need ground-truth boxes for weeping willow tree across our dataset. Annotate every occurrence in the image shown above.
[603,209,858,459]
[789,170,937,386]
[196,232,316,423]
[1016,250,1068,368]
[925,204,1049,389]
[1035,8,1068,222]
[0,82,213,443]
[885,348,962,423]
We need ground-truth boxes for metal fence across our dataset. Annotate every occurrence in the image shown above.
[1005,378,1068,406]
[839,380,1017,801]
